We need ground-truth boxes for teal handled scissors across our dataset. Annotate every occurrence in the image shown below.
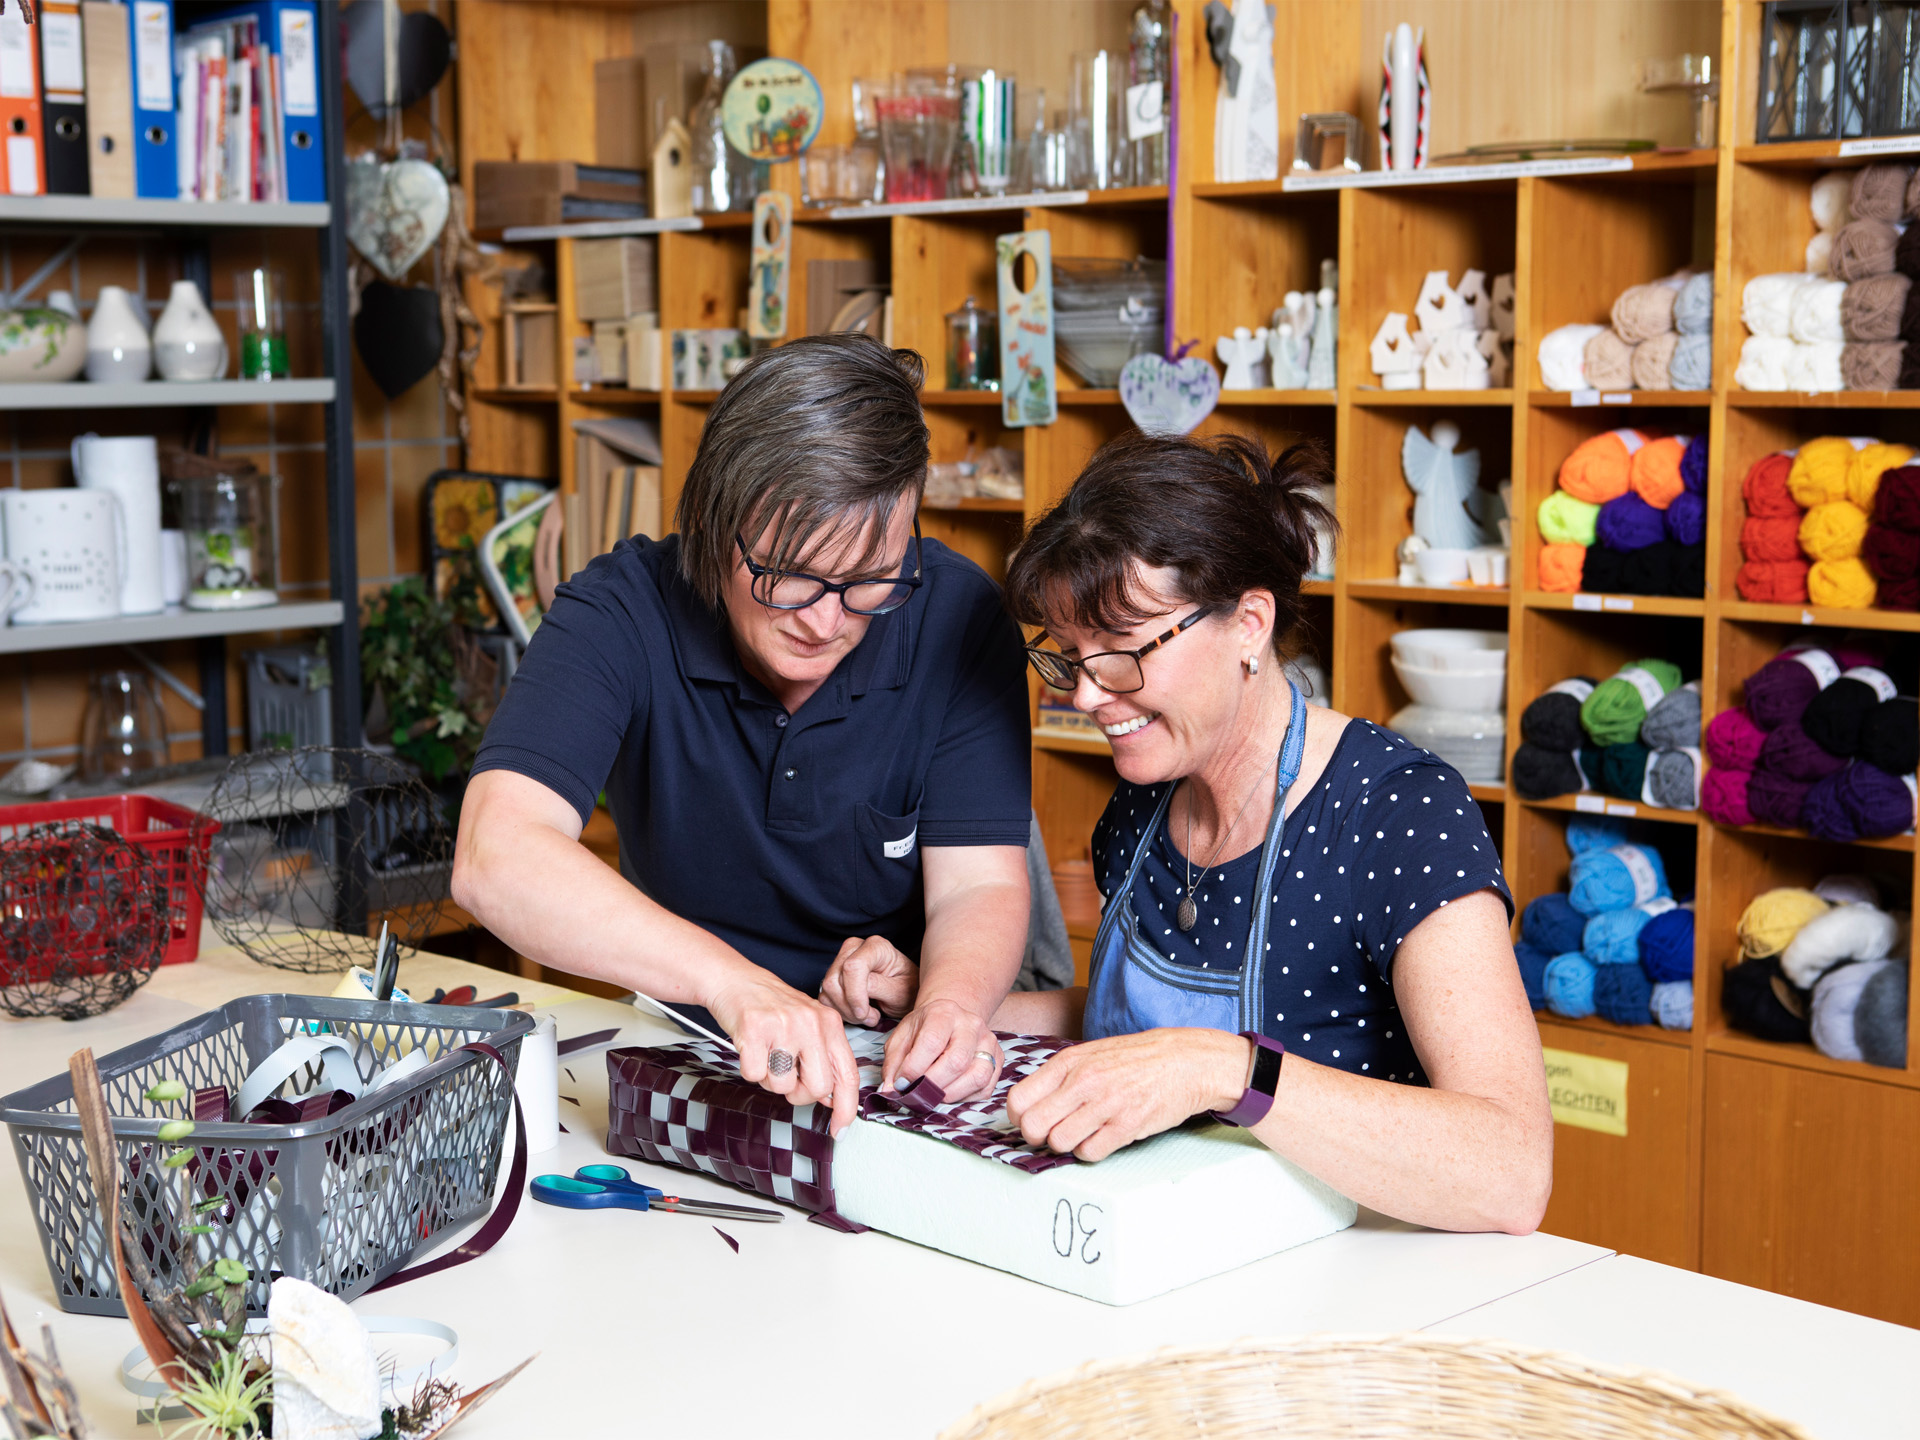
[530,1164,784,1222]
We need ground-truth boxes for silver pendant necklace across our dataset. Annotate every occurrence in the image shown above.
[1176,758,1274,933]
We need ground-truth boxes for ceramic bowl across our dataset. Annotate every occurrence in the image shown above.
[1391,656,1506,712]
[1413,547,1471,585]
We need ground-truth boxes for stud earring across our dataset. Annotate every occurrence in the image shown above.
[1245,655,1260,676]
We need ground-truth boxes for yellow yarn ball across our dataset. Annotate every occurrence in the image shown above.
[1798,500,1870,561]
[1787,436,1859,508]
[1738,888,1830,959]
[1848,441,1915,511]
[1808,556,1877,608]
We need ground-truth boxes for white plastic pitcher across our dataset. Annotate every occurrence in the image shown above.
[71,434,163,614]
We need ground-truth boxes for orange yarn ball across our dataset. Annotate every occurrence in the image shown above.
[1538,543,1587,593]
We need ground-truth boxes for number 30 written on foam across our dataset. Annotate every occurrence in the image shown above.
[1051,1199,1104,1265]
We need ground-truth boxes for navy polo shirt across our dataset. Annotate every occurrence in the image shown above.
[471,532,1032,996]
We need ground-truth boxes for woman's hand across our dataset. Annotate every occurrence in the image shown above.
[1006,1028,1249,1161]
[819,934,919,1026]
[882,997,1004,1104]
[706,968,860,1135]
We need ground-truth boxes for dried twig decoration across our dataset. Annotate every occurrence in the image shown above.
[1,1288,87,1438]
[437,180,495,462]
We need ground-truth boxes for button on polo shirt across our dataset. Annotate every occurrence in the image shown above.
[473,533,1031,996]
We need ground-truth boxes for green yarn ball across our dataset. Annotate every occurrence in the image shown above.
[1580,658,1683,747]
[1538,490,1601,547]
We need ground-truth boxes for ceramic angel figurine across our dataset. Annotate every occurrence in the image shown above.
[1491,273,1516,341]
[1268,291,1314,387]
[1414,270,1470,335]
[1216,326,1269,389]
[1370,312,1422,390]
[1424,327,1491,390]
[1307,285,1337,388]
[1402,420,1498,551]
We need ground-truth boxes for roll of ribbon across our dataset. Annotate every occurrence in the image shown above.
[516,1012,560,1154]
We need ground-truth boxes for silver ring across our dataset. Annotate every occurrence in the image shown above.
[974,1051,996,1068]
[768,1048,795,1077]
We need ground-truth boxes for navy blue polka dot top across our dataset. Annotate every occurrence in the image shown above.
[1091,720,1512,1085]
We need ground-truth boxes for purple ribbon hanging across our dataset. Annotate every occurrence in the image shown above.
[1165,7,1179,360]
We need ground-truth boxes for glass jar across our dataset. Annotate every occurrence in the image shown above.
[175,465,277,610]
[875,69,961,202]
[80,670,168,781]
[235,267,288,380]
[1070,50,1128,189]
[945,296,999,391]
[689,40,756,214]
[1126,0,1172,186]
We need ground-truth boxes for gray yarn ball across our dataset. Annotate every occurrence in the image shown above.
[1651,979,1693,1029]
[1673,272,1714,336]
[1857,959,1908,1068]
[1670,333,1713,389]
[1641,684,1701,750]
[1647,750,1698,810]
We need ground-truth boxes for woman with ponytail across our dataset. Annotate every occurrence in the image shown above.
[855,431,1551,1234]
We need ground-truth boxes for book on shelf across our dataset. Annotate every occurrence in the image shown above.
[79,0,132,197]
[0,0,45,195]
[39,0,88,195]
[129,0,177,198]
[1036,700,1105,742]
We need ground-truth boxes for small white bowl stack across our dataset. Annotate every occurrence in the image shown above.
[1387,629,1508,783]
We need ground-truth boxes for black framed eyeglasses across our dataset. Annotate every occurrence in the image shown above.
[1024,606,1218,694]
[735,518,924,617]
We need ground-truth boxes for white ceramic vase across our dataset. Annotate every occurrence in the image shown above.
[152,280,227,381]
[0,305,86,382]
[85,285,152,383]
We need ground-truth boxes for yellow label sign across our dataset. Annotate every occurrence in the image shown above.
[1542,1047,1628,1137]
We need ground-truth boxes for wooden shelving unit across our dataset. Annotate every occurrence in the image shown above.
[452,0,1920,1326]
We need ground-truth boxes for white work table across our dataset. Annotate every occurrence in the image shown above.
[2,940,1912,1438]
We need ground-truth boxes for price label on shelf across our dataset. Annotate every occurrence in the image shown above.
[1570,389,1600,407]
[1602,392,1634,404]
[1839,136,1920,157]
[1575,795,1607,813]
[1572,594,1602,611]
[1602,596,1635,611]
[1802,610,1816,625]
[1604,802,1637,817]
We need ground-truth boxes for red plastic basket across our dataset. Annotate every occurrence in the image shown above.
[0,796,219,964]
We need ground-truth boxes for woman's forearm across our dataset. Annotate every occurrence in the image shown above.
[915,848,1029,1019]
[991,986,1086,1036]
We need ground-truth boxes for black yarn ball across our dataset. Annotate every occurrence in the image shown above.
[1512,743,1585,800]
[1582,543,1628,594]
[1577,745,1605,791]
[1722,956,1812,1044]
[1860,696,1919,774]
[1600,741,1651,800]
[1671,542,1707,598]
[1621,539,1676,596]
[1521,681,1594,752]
[1801,675,1883,758]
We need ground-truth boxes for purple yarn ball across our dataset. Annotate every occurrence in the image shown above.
[1665,489,1708,547]
[1745,651,1830,730]
[1802,770,1861,843]
[1681,434,1709,495]
[1838,761,1918,839]
[1596,491,1667,551]
[1747,768,1814,827]
[1759,720,1851,781]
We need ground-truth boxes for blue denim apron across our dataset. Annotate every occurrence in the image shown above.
[1083,681,1305,1040]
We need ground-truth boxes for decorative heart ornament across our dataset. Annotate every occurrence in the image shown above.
[346,157,450,282]
[354,282,444,398]
[1119,354,1221,436]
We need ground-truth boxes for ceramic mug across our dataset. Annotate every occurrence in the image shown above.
[0,488,125,623]
[0,557,36,621]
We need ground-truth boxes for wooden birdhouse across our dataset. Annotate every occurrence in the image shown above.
[652,118,693,221]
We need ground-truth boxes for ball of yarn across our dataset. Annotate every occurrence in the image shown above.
[1872,466,1920,530]
[1544,952,1598,1019]
[1789,437,1861,507]
[1856,961,1908,1067]
[1849,442,1916,510]
[1801,668,1893,756]
[1648,748,1700,810]
[1581,543,1627,593]
[1612,282,1678,343]
[1842,340,1906,390]
[1811,960,1879,1060]
[1841,273,1912,339]
[1799,499,1870,560]
[1596,491,1666,550]
[1641,682,1702,750]
[1537,542,1586,593]
[1741,452,1801,517]
[1638,906,1695,984]
[1815,873,1881,906]
[1566,816,1630,854]
[1631,332,1679,390]
[1577,746,1605,790]
[1746,647,1839,729]
[1837,759,1918,838]
[1742,273,1810,337]
[1833,219,1900,280]
[1700,765,1755,826]
[1521,679,1594,751]
[1513,940,1551,1011]
[1780,901,1899,988]
[1671,543,1706,599]
[1583,327,1636,390]
[1629,436,1688,509]
[1900,220,1920,279]
[1568,842,1670,916]
[1789,276,1848,342]
[1739,887,1830,958]
[1583,900,1670,965]
[1705,707,1766,769]
[1511,743,1585,800]
[1680,433,1708,494]
[1673,272,1714,335]
[1901,341,1920,387]
[1860,695,1920,772]
[1558,429,1645,505]
[1665,490,1707,547]
[1811,170,1855,230]
[1791,337,1847,392]
[1592,960,1653,1025]
[1670,333,1713,390]
[1651,980,1694,1030]
[1760,719,1850,779]
[1851,161,1914,221]
[1538,323,1606,391]
[1581,659,1681,745]
[1802,770,1861,843]
[1807,556,1877,608]
[1722,956,1812,1043]
[1522,891,1590,953]
[1600,741,1650,800]
[1736,558,1810,603]
[1807,231,1835,275]
[1618,540,1672,596]
[1734,334,1794,390]
[1863,522,1920,581]
[1538,490,1600,546]
[1880,574,1920,609]
[1747,767,1814,826]
[1741,514,1804,562]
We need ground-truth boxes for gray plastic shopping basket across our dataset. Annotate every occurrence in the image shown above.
[1,993,529,1316]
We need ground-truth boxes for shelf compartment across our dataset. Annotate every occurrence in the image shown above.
[0,196,329,227]
[0,601,344,656]
[1346,580,1510,607]
[1183,183,1337,378]
[0,378,334,410]
[1703,1029,1920,1090]
[1341,400,1512,592]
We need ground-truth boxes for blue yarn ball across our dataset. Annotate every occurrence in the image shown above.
[1594,961,1654,1025]
[1651,979,1694,1030]
[1568,842,1671,916]
[1566,816,1631,855]
[1583,904,1661,965]
[1544,953,1598,1018]
[1638,906,1695,984]
[1521,893,1587,954]
[1514,941,1551,1010]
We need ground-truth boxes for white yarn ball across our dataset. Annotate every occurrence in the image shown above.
[1809,958,1887,1062]
[1742,272,1815,338]
[1787,339,1845,393]
[1734,334,1795,391]
[1788,277,1849,343]
[1805,231,1836,277]
[1537,323,1605,391]
[1814,873,1880,907]
[1810,170,1854,232]
[1780,902,1899,989]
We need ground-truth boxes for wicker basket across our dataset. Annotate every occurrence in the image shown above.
[937,1335,1812,1440]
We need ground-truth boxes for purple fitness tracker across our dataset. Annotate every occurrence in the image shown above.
[1211,1031,1286,1127]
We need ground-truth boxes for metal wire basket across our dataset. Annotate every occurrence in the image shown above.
[1,994,528,1317]
[937,1335,1811,1440]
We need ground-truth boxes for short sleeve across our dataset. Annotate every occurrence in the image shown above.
[1348,757,1511,978]
[470,553,648,824]
[915,577,1032,847]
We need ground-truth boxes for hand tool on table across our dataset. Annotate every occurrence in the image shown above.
[530,1164,783,1222]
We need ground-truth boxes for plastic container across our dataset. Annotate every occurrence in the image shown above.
[175,464,277,610]
[945,296,999,390]
[1389,629,1509,673]
[1387,704,1506,783]
[1055,298,1161,386]
[0,794,217,964]
[1051,256,1166,311]
[1391,657,1507,713]
[1,993,529,1316]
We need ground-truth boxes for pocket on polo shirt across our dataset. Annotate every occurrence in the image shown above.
[853,802,922,919]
